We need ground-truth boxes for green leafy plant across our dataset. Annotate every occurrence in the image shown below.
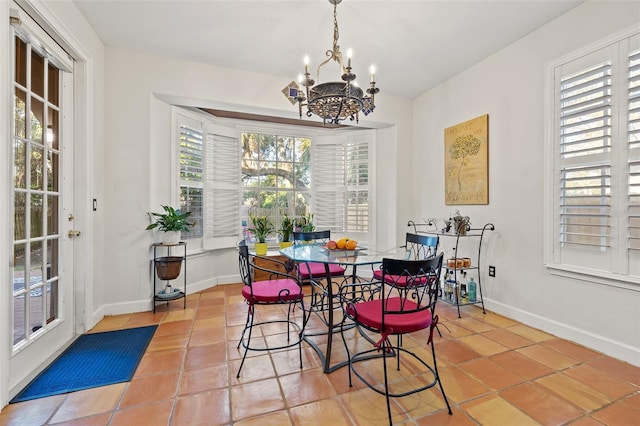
[145,205,193,232]
[248,215,274,243]
[279,213,294,243]
[295,213,315,232]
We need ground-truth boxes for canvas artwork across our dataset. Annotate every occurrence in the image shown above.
[444,114,489,205]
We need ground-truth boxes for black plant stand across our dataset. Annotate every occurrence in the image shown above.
[152,242,187,313]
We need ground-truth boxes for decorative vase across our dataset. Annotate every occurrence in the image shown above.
[279,241,293,249]
[155,256,183,280]
[254,242,268,255]
[162,231,181,245]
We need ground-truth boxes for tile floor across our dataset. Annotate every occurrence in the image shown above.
[1,283,639,425]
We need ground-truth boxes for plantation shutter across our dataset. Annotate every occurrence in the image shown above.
[558,59,612,249]
[314,135,346,232]
[345,134,370,233]
[203,124,240,250]
[628,46,640,251]
[178,118,204,240]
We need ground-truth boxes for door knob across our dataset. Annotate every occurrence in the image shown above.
[68,230,81,238]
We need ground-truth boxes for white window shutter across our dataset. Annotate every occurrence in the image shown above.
[204,125,240,250]
[314,136,346,232]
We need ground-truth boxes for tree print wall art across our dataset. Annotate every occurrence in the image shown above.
[444,114,488,205]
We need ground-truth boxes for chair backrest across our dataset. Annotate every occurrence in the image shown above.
[292,230,331,245]
[405,232,439,260]
[238,240,252,286]
[381,252,444,311]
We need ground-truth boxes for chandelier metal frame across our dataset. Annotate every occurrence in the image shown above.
[284,0,379,125]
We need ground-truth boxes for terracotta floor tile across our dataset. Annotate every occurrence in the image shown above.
[134,348,185,377]
[490,350,554,380]
[280,369,336,407]
[542,338,603,363]
[49,383,126,423]
[340,387,406,425]
[2,284,638,426]
[535,373,612,411]
[563,364,639,400]
[119,371,180,408]
[188,327,226,347]
[230,378,285,421]
[184,343,227,369]
[179,362,229,395]
[436,339,483,364]
[290,398,352,426]
[517,344,580,371]
[461,394,539,425]
[109,400,173,426]
[437,366,491,404]
[482,328,534,349]
[591,399,640,425]
[457,334,510,357]
[173,388,230,425]
[588,356,640,386]
[508,324,555,342]
[500,382,583,425]
[459,358,524,391]
[0,394,66,426]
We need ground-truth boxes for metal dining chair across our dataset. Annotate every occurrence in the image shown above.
[340,253,452,425]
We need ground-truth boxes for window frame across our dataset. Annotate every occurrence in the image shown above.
[172,109,376,253]
[544,25,640,289]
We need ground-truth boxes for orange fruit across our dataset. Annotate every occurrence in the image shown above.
[336,238,348,249]
[346,239,357,250]
[327,240,337,250]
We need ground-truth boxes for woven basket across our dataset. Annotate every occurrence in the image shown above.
[155,256,183,280]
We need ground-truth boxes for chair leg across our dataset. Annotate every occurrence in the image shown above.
[236,304,255,378]
[381,339,393,426]
[430,340,452,415]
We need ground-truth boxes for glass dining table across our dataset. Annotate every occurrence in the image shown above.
[279,243,404,373]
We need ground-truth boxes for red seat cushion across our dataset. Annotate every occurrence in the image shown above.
[346,297,432,334]
[372,269,428,287]
[242,279,304,303]
[298,262,346,279]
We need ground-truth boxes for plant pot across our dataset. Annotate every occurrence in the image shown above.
[254,242,268,255]
[279,241,293,249]
[162,231,181,245]
[155,256,183,280]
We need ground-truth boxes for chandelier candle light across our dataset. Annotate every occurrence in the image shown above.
[282,0,380,125]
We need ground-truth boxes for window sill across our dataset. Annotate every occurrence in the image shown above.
[546,263,640,292]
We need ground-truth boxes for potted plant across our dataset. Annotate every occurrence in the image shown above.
[248,214,274,255]
[294,213,315,232]
[146,205,193,245]
[279,213,294,249]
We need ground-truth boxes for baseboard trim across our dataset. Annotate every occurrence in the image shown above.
[484,299,640,367]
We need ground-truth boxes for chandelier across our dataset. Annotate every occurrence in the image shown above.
[282,0,380,125]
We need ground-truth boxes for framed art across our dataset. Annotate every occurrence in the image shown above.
[444,114,489,205]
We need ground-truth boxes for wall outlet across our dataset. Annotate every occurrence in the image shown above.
[488,265,496,277]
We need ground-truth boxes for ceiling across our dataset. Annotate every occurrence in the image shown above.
[72,0,582,100]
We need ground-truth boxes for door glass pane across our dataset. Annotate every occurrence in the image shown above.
[15,37,26,87]
[30,144,44,190]
[13,296,26,344]
[13,243,26,292]
[30,48,44,97]
[47,239,58,279]
[14,139,26,189]
[30,97,44,144]
[46,281,57,323]
[47,195,59,235]
[47,108,59,150]
[31,194,44,238]
[29,285,43,334]
[14,89,26,138]
[30,241,44,285]
[14,192,26,240]
[47,64,59,106]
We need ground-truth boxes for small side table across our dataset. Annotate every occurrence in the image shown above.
[152,242,187,313]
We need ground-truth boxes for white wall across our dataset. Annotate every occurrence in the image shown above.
[99,47,412,321]
[412,1,640,366]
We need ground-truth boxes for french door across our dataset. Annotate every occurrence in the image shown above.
[8,7,77,396]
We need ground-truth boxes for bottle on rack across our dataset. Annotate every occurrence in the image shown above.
[468,276,477,303]
[164,283,172,294]
[459,271,468,303]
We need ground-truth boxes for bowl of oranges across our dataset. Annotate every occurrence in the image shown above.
[323,237,361,255]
